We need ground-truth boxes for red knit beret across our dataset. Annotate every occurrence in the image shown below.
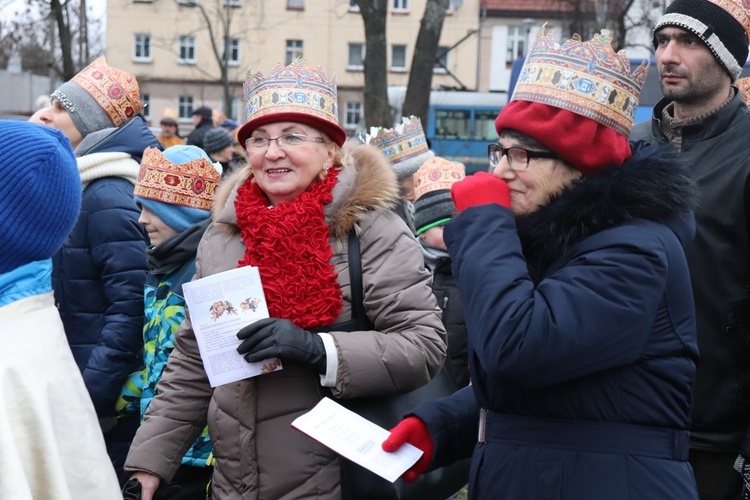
[494,100,632,176]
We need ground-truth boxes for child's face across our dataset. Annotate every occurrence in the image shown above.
[138,206,178,247]
[420,225,446,249]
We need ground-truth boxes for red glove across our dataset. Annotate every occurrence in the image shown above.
[451,171,511,212]
[382,417,435,483]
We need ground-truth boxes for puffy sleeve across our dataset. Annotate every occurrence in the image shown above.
[327,209,447,398]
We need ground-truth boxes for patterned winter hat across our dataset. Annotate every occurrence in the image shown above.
[0,121,81,273]
[653,0,750,81]
[237,54,346,147]
[134,145,221,232]
[365,116,435,181]
[497,26,648,175]
[413,157,465,235]
[50,56,142,138]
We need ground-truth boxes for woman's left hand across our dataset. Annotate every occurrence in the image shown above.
[237,318,327,373]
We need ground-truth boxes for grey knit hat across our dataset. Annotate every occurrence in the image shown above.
[50,56,142,137]
[365,116,434,181]
[203,127,234,154]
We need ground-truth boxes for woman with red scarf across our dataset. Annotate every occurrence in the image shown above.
[123,57,446,499]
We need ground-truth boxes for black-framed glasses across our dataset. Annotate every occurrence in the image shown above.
[488,144,559,171]
[246,134,325,150]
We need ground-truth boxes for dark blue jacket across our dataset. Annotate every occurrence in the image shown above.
[52,117,158,418]
[414,147,700,499]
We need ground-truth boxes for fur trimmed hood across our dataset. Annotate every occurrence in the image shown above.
[518,144,698,282]
[211,140,400,238]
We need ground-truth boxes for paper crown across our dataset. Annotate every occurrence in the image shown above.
[69,56,142,127]
[134,147,220,211]
[365,116,434,179]
[237,54,346,147]
[710,0,750,39]
[413,157,466,202]
[737,77,750,104]
[512,25,648,137]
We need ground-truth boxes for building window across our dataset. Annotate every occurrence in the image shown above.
[391,44,407,71]
[434,45,449,72]
[392,0,408,12]
[225,38,240,66]
[133,34,152,62]
[286,39,303,65]
[223,0,241,6]
[178,95,194,119]
[179,35,196,64]
[141,93,150,119]
[347,43,365,70]
[177,0,197,6]
[507,26,527,64]
[349,0,359,12]
[287,0,303,9]
[446,0,456,13]
[345,101,362,129]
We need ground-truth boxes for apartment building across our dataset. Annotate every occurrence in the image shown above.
[106,0,480,136]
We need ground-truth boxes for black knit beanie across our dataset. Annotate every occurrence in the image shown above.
[653,0,749,81]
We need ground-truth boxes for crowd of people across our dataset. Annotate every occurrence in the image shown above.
[2,0,750,498]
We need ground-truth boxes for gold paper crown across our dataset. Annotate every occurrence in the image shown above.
[243,55,340,130]
[134,147,220,211]
[71,56,143,127]
[413,157,466,202]
[512,25,648,137]
[365,116,432,173]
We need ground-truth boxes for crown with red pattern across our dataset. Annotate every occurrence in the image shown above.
[51,56,142,137]
[237,54,346,147]
[135,147,220,212]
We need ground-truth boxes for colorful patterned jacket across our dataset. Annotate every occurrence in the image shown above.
[120,220,213,467]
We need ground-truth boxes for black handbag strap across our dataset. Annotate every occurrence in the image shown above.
[347,227,372,331]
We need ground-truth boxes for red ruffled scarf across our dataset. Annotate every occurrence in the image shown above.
[234,170,343,329]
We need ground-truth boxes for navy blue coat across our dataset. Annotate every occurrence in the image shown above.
[414,147,700,499]
[52,117,158,418]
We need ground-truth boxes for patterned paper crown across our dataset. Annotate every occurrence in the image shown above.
[134,147,220,211]
[512,25,648,137]
[69,56,142,127]
[365,116,434,179]
[710,0,750,39]
[239,54,345,145]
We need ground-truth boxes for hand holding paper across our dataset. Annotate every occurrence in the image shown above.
[236,318,326,373]
[382,416,435,483]
[291,398,423,483]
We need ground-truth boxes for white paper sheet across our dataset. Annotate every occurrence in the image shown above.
[291,397,423,483]
[182,266,282,387]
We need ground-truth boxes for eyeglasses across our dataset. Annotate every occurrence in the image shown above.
[246,133,325,150]
[488,144,559,171]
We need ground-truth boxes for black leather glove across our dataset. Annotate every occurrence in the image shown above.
[237,318,327,373]
[122,478,181,500]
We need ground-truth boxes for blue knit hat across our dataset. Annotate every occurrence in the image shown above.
[134,145,220,233]
[0,121,81,273]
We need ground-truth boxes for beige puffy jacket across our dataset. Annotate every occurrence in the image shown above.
[124,141,447,499]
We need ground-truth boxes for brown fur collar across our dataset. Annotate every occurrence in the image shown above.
[210,140,399,239]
